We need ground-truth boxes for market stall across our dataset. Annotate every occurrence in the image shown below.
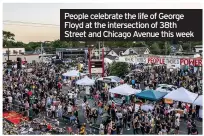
[96,76,124,91]
[164,87,198,103]
[76,76,95,95]
[109,84,141,104]
[97,76,123,83]
[76,76,95,86]
[136,89,167,101]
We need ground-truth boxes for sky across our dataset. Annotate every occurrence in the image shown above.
[3,3,201,43]
[3,3,62,43]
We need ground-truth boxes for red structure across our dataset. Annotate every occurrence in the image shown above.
[102,48,105,77]
[88,47,105,78]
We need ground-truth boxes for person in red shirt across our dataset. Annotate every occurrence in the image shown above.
[58,82,62,91]
[47,123,52,131]
[27,90,32,97]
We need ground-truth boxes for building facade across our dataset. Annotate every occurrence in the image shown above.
[3,48,25,56]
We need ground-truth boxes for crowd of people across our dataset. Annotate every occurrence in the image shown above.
[3,61,202,135]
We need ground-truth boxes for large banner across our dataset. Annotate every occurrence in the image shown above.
[180,58,202,67]
[148,57,202,67]
[117,56,202,67]
[118,55,137,63]
[148,57,180,67]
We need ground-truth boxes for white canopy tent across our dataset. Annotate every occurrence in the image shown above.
[97,76,123,83]
[194,95,203,106]
[13,64,26,68]
[164,87,198,103]
[76,76,95,86]
[109,84,141,96]
[62,70,86,77]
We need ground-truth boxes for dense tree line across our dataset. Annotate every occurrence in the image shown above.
[3,30,202,55]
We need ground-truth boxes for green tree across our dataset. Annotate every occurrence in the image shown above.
[3,31,15,47]
[108,62,129,77]
[150,42,161,54]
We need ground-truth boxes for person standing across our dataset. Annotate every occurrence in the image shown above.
[127,112,131,130]
[175,117,180,134]
[187,119,192,135]
[58,103,63,118]
[51,104,56,118]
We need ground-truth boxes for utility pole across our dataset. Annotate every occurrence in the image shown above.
[7,46,10,61]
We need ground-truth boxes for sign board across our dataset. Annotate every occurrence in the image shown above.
[180,58,202,67]
[91,68,102,73]
[117,55,202,67]
[148,57,165,64]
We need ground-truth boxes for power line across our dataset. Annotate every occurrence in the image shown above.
[3,23,59,28]
[3,20,60,26]
[3,20,60,28]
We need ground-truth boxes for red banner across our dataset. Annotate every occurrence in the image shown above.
[147,57,202,67]
[148,57,165,64]
[180,58,202,67]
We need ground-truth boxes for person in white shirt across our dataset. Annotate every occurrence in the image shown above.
[175,111,180,119]
[7,96,12,103]
[55,119,60,126]
[128,106,132,113]
[116,111,123,119]
[73,92,77,104]
[183,108,187,121]
[81,102,86,118]
[68,92,73,100]
[51,104,56,118]
[67,104,72,115]
[175,117,180,134]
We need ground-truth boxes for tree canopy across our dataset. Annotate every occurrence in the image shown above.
[108,62,130,77]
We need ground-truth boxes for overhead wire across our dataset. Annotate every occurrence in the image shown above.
[3,20,60,28]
